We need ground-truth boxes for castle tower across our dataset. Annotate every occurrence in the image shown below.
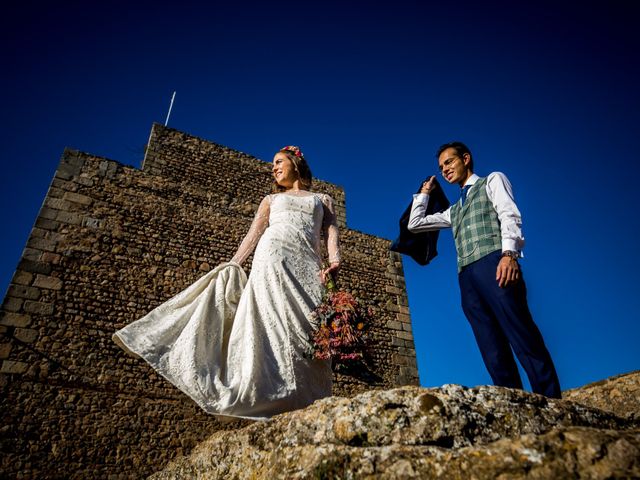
[0,124,418,477]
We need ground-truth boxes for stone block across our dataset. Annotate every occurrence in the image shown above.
[44,198,72,211]
[386,320,402,331]
[397,313,411,323]
[14,328,38,343]
[7,285,40,301]
[396,331,414,341]
[63,191,93,205]
[12,271,33,286]
[402,322,412,332]
[39,206,60,220]
[27,236,58,252]
[2,297,23,313]
[18,259,52,275]
[22,247,43,261]
[35,217,60,230]
[56,210,84,225]
[385,285,402,295]
[75,176,94,187]
[40,252,62,264]
[0,312,32,327]
[33,275,63,290]
[23,301,54,316]
[83,217,103,229]
[1,360,28,374]
[0,343,11,359]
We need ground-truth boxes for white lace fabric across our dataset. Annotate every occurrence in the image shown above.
[113,191,339,420]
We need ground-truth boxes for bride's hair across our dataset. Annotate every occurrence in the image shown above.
[271,150,313,193]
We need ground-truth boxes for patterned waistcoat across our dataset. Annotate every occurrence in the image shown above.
[450,176,502,272]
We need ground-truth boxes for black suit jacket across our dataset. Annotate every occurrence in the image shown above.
[390,178,450,266]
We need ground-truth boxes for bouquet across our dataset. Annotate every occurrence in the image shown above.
[308,270,373,365]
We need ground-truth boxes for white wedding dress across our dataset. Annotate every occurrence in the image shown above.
[113,191,340,420]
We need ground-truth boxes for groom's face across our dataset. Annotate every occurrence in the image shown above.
[438,147,472,185]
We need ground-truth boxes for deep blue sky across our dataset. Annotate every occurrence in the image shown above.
[2,1,638,391]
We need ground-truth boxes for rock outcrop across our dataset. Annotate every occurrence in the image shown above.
[563,370,640,421]
[152,374,640,479]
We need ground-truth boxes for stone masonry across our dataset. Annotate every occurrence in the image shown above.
[0,123,418,478]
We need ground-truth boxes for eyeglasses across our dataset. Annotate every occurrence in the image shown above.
[438,155,460,175]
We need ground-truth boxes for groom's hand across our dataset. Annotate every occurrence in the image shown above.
[496,256,520,287]
[420,176,436,194]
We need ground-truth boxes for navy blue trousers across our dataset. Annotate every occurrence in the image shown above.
[458,250,561,398]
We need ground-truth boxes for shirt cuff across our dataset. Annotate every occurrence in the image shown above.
[502,240,521,255]
[413,193,429,203]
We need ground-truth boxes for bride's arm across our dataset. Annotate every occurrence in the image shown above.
[231,195,271,266]
[321,194,341,276]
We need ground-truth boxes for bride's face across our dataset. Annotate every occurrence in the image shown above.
[272,152,298,187]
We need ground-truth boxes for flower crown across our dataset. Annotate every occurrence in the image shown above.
[280,145,304,159]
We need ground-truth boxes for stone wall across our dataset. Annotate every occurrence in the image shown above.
[0,124,418,478]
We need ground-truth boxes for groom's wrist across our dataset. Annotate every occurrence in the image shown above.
[501,250,519,261]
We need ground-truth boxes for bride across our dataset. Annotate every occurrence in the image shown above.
[113,145,340,420]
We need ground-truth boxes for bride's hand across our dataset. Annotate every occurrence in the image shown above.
[321,262,340,283]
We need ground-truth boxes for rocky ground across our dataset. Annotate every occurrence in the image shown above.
[151,371,640,479]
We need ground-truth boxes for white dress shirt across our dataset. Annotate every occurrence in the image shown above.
[407,173,525,253]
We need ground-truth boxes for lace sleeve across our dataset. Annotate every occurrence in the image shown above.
[231,195,271,266]
[321,194,341,264]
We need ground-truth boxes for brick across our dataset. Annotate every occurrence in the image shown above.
[7,285,40,300]
[391,336,405,347]
[1,360,28,374]
[0,312,32,327]
[63,192,93,205]
[14,328,38,343]
[12,271,33,286]
[402,323,412,332]
[23,301,54,316]
[33,274,63,290]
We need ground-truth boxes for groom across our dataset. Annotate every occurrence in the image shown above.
[408,141,561,398]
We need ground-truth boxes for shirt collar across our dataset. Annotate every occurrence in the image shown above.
[462,173,479,188]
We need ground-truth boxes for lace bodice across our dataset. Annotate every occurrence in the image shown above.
[231,191,340,267]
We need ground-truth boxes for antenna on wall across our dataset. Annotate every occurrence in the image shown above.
[141,91,177,169]
[165,91,177,126]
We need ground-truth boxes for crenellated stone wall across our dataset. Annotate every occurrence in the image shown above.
[0,124,418,478]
